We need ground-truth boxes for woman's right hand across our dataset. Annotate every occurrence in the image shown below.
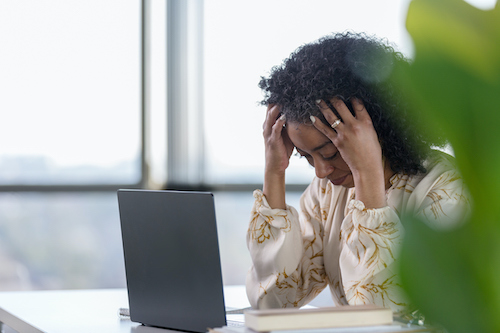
[262,104,294,209]
[263,104,294,175]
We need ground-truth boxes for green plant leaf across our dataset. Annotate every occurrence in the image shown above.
[396,0,500,331]
[399,216,492,333]
[407,0,500,81]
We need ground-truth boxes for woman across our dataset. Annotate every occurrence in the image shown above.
[246,32,470,312]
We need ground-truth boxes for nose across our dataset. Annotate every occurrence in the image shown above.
[314,158,334,179]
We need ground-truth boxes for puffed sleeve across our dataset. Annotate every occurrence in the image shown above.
[339,200,406,311]
[338,152,470,312]
[411,168,471,230]
[246,188,327,309]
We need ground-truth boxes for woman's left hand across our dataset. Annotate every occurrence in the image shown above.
[311,97,387,208]
[313,97,381,175]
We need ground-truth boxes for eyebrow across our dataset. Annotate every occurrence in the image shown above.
[296,141,332,155]
[312,141,333,152]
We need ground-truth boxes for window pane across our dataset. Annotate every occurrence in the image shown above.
[0,193,126,290]
[0,0,141,185]
[204,0,413,184]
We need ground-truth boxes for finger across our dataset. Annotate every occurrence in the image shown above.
[265,104,280,124]
[316,99,345,132]
[263,104,280,135]
[309,115,337,141]
[281,126,295,157]
[316,99,341,126]
[269,114,286,141]
[330,97,355,124]
[351,98,371,121]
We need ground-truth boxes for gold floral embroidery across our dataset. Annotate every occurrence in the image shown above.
[248,211,292,243]
[331,277,348,304]
[339,219,355,242]
[424,172,464,220]
[257,278,273,300]
[355,221,399,269]
[321,208,329,222]
[311,204,322,223]
[347,275,406,308]
[390,173,414,193]
[320,184,333,195]
[248,212,271,243]
[302,215,324,261]
[275,269,295,290]
[271,267,326,308]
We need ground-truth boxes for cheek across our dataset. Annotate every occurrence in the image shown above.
[335,158,351,171]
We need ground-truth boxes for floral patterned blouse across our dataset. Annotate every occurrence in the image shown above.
[246,151,470,312]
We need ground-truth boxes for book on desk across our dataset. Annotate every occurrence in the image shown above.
[210,305,439,333]
[243,305,392,332]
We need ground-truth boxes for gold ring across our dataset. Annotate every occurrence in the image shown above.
[331,119,341,129]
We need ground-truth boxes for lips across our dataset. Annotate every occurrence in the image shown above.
[329,174,348,186]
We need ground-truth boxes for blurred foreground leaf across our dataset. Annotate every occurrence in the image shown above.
[396,0,500,332]
[403,0,500,218]
[400,217,499,332]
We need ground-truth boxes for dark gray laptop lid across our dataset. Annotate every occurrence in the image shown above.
[118,189,227,332]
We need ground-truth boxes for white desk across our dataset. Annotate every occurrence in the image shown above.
[0,287,437,333]
[0,286,250,333]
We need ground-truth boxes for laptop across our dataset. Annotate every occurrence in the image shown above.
[118,189,243,332]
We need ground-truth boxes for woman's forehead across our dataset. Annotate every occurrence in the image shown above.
[286,122,333,152]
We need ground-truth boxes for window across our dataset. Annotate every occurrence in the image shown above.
[0,0,142,290]
[0,0,142,187]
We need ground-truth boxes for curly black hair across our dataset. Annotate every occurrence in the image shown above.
[259,32,445,175]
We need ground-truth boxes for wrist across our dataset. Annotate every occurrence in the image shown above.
[352,168,387,209]
[263,170,286,210]
[264,167,286,178]
[265,158,288,175]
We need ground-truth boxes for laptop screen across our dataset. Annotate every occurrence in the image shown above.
[118,189,227,332]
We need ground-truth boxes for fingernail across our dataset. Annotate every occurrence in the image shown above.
[315,99,321,104]
[309,115,316,123]
[279,114,286,121]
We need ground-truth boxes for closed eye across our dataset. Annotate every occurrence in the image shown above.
[323,152,339,161]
